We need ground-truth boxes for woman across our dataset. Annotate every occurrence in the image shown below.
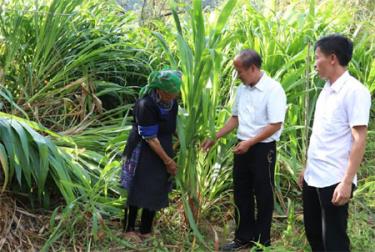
[120,70,181,239]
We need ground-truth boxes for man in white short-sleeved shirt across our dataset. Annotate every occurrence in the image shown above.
[299,35,371,252]
[202,50,286,251]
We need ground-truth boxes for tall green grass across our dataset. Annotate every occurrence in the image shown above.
[0,112,86,204]
[0,0,148,130]
[147,0,375,248]
[0,0,373,250]
[152,0,238,244]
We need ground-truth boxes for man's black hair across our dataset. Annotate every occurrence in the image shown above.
[315,34,353,66]
[237,49,262,69]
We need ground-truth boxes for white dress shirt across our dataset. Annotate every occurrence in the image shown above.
[232,72,287,142]
[304,71,371,187]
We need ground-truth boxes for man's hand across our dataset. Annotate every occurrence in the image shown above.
[233,140,253,155]
[201,116,239,152]
[201,139,216,152]
[332,182,352,206]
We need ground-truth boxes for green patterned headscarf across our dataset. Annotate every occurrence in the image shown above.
[139,70,182,97]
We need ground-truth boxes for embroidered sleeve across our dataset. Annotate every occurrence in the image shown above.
[137,124,159,139]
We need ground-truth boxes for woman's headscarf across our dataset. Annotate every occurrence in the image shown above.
[139,70,182,97]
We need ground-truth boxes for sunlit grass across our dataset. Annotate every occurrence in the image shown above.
[0,0,374,251]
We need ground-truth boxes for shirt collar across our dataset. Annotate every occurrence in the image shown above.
[327,71,350,93]
[245,71,267,91]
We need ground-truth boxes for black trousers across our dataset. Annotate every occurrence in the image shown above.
[233,141,276,246]
[123,205,156,234]
[303,180,353,252]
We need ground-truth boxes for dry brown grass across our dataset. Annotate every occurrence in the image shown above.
[0,193,49,251]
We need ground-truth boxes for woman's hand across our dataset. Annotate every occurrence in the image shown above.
[146,138,177,176]
[164,159,177,176]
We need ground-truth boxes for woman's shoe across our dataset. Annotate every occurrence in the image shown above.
[219,239,252,251]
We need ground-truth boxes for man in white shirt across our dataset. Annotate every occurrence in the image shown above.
[299,35,371,251]
[202,50,286,251]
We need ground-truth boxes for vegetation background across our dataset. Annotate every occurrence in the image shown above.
[0,0,374,251]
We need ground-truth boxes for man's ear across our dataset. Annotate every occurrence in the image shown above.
[250,64,256,72]
[330,53,337,65]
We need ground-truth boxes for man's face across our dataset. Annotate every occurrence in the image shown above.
[315,47,333,80]
[233,59,255,85]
